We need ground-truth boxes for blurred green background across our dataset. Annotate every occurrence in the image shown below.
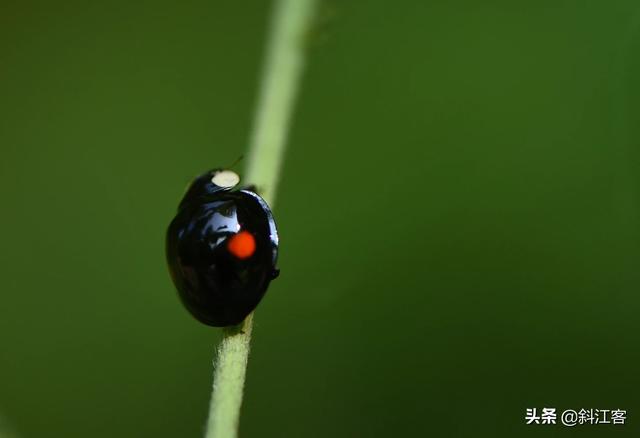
[1,0,639,436]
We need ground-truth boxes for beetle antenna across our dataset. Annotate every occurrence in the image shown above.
[226,155,244,170]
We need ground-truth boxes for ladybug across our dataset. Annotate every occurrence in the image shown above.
[166,169,279,327]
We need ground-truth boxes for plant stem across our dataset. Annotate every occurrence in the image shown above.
[204,1,317,437]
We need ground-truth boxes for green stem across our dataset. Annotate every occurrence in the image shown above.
[204,1,317,437]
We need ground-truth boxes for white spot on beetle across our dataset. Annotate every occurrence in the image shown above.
[211,170,240,188]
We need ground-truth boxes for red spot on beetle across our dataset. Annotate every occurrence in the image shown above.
[227,231,256,259]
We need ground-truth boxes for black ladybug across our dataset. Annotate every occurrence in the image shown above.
[166,169,279,327]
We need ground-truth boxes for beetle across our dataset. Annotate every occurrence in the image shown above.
[166,169,279,326]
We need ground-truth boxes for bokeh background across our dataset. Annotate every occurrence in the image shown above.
[1,1,639,437]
